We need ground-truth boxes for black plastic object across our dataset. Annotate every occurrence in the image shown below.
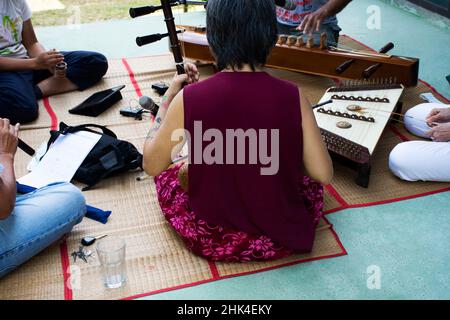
[120,106,146,120]
[18,138,35,156]
[69,85,126,117]
[152,82,169,95]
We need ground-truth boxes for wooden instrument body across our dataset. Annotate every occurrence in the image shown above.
[178,30,419,87]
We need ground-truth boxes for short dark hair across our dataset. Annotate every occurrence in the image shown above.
[206,0,278,71]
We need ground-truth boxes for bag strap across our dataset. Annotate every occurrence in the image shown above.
[61,123,117,138]
[44,122,117,156]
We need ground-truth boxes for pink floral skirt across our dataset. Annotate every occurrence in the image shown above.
[154,164,324,262]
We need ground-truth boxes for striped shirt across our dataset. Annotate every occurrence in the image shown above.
[276,0,338,27]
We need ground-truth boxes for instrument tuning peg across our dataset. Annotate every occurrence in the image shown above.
[277,35,288,45]
[295,36,305,47]
[306,36,314,48]
[319,33,327,50]
[287,36,297,46]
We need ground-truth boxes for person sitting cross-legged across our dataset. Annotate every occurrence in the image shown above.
[0,0,108,124]
[389,103,450,182]
[143,0,333,262]
[0,118,86,278]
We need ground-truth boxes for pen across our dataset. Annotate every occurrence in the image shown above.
[312,99,333,109]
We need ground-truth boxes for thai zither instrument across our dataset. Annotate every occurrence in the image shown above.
[315,81,405,187]
[177,27,419,87]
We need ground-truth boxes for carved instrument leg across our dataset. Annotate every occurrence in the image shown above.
[355,162,371,188]
[390,101,403,124]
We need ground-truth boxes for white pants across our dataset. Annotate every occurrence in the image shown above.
[389,103,450,182]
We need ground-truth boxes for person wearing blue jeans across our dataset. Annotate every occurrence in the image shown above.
[0,118,86,278]
[0,0,108,124]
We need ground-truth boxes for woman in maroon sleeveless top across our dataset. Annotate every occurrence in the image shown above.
[143,0,333,262]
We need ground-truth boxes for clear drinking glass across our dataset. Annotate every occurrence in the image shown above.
[96,237,127,289]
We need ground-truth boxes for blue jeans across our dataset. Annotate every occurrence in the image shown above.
[0,182,86,278]
[0,51,108,124]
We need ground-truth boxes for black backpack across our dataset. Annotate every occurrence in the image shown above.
[46,122,143,190]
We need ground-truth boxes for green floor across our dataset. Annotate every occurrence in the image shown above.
[35,0,450,299]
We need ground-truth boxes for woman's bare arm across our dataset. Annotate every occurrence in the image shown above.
[143,91,185,177]
[0,19,63,72]
[0,56,36,71]
[143,63,199,176]
[300,88,334,185]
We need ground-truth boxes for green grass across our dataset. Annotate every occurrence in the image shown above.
[32,0,160,27]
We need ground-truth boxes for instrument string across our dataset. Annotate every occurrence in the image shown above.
[366,109,429,124]
[349,108,413,120]
[323,37,386,57]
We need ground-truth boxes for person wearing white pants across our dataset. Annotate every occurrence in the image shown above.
[389,102,450,182]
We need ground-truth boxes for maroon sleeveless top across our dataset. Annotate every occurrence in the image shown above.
[184,72,315,252]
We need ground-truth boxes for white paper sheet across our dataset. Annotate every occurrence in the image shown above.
[18,131,101,188]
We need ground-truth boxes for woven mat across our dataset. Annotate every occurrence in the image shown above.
[1,56,345,300]
[1,36,449,300]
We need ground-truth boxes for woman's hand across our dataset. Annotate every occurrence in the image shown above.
[426,107,450,126]
[165,63,200,100]
[0,119,19,159]
[32,50,64,71]
[427,122,450,142]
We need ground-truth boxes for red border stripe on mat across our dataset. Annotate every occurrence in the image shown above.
[60,241,73,300]
[122,58,143,97]
[208,261,220,280]
[42,97,58,131]
[326,184,349,208]
[324,185,450,214]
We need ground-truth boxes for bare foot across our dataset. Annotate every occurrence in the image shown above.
[37,75,78,97]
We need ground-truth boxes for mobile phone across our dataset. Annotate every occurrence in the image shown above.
[120,106,145,120]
